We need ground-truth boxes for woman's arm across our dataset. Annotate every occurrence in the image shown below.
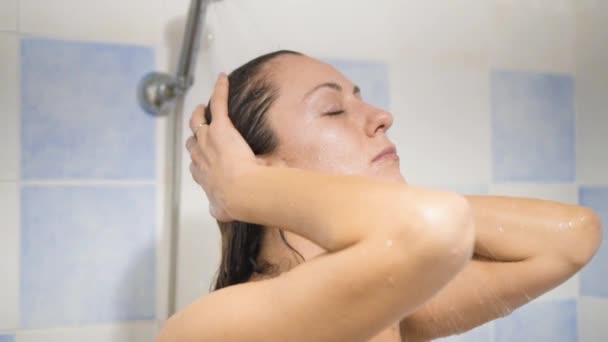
[399,195,603,341]
[227,166,472,252]
[468,195,602,266]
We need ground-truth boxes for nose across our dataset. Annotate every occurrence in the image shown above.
[365,105,394,137]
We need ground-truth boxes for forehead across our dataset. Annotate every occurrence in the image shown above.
[268,54,352,100]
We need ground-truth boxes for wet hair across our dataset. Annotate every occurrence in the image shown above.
[206,50,306,291]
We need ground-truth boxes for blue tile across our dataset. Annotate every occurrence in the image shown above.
[20,185,156,328]
[21,37,156,179]
[435,322,492,342]
[491,70,575,182]
[323,58,390,110]
[580,186,608,298]
[0,335,14,342]
[494,299,577,342]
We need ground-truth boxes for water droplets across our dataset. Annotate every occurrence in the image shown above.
[557,220,577,231]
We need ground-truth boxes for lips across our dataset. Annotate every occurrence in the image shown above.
[372,145,398,163]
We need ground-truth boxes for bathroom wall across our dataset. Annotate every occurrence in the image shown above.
[0,0,606,341]
[0,0,195,339]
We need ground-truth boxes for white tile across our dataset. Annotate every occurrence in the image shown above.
[175,146,221,311]
[15,321,160,342]
[19,0,166,45]
[488,184,579,204]
[575,0,608,70]
[0,0,18,31]
[390,0,492,66]
[575,1,608,185]
[490,0,576,73]
[576,83,608,185]
[200,0,399,67]
[579,297,608,342]
[202,0,491,66]
[0,182,19,330]
[389,62,491,186]
[0,33,19,181]
[155,166,169,321]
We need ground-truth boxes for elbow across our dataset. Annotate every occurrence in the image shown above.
[568,208,603,268]
[425,193,476,267]
[393,192,476,272]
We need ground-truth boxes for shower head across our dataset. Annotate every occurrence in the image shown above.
[138,0,224,115]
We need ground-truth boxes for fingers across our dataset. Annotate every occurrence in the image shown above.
[189,104,206,134]
[186,133,209,165]
[186,72,230,155]
[185,135,197,153]
[210,73,230,125]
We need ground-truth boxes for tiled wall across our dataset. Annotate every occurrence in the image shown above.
[0,0,188,339]
[0,0,606,341]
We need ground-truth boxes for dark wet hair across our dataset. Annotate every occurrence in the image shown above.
[206,50,306,291]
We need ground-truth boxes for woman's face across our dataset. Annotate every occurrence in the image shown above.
[262,54,405,183]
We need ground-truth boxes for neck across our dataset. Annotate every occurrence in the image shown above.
[254,227,327,277]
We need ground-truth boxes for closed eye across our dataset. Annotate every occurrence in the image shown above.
[324,110,345,116]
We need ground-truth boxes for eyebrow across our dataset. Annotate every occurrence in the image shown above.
[302,82,361,101]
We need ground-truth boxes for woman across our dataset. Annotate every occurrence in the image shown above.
[157,50,603,342]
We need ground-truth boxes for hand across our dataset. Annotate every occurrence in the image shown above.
[186,73,258,222]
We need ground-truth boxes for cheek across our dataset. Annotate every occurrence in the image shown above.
[305,128,367,174]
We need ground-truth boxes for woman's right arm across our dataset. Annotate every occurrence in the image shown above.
[229,164,473,254]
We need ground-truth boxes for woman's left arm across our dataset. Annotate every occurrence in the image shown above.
[400,195,603,342]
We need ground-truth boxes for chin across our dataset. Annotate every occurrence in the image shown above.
[386,173,407,183]
[369,169,406,183]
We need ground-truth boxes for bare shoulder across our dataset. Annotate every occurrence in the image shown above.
[158,276,282,342]
[158,234,458,342]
